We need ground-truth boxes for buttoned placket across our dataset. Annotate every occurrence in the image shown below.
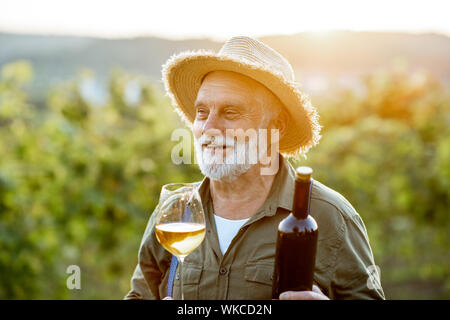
[204,185,283,298]
[195,156,293,299]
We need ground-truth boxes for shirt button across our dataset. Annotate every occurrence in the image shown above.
[219,267,227,275]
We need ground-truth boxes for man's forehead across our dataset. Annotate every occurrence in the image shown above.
[195,71,267,107]
[195,89,252,108]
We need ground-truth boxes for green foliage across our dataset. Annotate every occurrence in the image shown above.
[0,63,201,299]
[292,69,450,299]
[0,61,448,299]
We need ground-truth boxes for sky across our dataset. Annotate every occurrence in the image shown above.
[0,0,448,40]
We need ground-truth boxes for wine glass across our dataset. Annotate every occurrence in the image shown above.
[154,183,206,300]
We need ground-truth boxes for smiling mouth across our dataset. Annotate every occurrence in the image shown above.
[202,144,232,150]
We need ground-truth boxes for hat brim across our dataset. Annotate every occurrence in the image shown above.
[162,50,321,156]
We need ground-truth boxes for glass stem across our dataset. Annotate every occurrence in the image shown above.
[178,256,185,300]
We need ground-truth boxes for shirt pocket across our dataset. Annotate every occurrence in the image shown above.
[173,263,202,300]
[244,263,274,300]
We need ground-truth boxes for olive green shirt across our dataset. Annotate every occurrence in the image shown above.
[125,157,385,300]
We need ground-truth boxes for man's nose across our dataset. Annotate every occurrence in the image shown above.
[202,112,224,135]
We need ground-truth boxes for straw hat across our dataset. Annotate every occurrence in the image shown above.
[162,36,321,156]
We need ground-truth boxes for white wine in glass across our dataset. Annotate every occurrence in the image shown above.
[154,183,205,300]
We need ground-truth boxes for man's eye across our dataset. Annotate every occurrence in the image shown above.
[196,109,208,118]
[225,110,238,117]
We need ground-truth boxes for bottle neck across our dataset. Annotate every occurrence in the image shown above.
[292,178,312,219]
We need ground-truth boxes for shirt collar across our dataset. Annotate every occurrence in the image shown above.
[256,154,295,217]
[196,154,295,219]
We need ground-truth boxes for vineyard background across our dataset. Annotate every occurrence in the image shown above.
[0,31,449,299]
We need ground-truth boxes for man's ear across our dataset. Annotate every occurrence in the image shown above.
[270,108,289,141]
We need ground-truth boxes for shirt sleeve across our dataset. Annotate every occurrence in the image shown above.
[124,207,167,300]
[331,209,385,300]
[124,264,155,300]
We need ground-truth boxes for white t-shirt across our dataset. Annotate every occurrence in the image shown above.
[213,214,250,255]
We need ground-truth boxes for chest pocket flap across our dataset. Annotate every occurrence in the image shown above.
[183,264,202,285]
[244,263,273,285]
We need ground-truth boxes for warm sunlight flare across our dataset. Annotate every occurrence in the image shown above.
[0,0,448,39]
[0,0,448,302]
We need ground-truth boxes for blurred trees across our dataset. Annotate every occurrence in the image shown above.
[0,62,201,299]
[0,61,448,299]
[293,68,450,299]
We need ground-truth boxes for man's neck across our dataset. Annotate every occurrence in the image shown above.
[209,160,279,220]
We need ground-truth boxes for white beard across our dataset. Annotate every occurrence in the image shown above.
[194,132,261,182]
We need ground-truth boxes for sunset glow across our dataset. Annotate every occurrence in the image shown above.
[0,0,448,40]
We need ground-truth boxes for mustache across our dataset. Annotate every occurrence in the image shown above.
[196,134,236,147]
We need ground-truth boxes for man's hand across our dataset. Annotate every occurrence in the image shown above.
[279,285,330,300]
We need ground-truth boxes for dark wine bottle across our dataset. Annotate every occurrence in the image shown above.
[272,166,319,299]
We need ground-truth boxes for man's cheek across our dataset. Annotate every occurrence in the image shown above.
[192,121,202,139]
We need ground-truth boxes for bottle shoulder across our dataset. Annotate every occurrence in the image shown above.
[278,213,318,234]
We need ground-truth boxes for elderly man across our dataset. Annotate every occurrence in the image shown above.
[125,36,385,300]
